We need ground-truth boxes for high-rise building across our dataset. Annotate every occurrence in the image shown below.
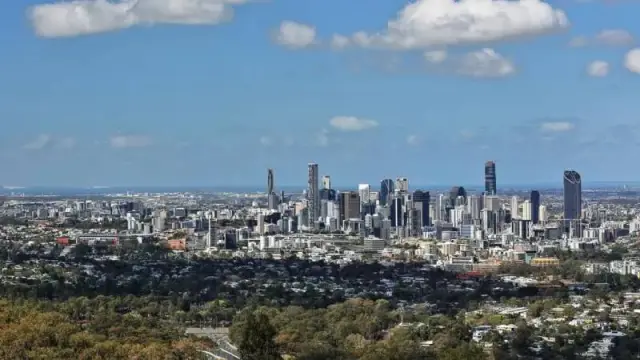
[510,196,519,219]
[380,179,394,206]
[563,170,582,220]
[485,161,497,195]
[267,168,274,195]
[522,200,532,221]
[412,190,430,228]
[358,184,371,205]
[339,191,360,224]
[322,175,331,190]
[563,170,582,232]
[395,177,409,194]
[307,163,319,225]
[530,190,540,224]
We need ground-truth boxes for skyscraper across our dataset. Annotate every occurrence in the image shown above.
[267,168,274,195]
[322,175,331,190]
[307,163,319,225]
[530,190,540,224]
[412,190,430,228]
[485,161,497,195]
[380,179,394,206]
[563,170,582,226]
[339,191,360,224]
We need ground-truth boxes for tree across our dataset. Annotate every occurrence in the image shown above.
[238,312,281,360]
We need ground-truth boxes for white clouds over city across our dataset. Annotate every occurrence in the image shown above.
[29,0,251,38]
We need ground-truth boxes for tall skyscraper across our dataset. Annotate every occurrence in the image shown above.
[339,191,360,224]
[267,168,274,195]
[530,190,540,224]
[395,177,409,194]
[380,179,394,206]
[358,184,371,205]
[322,175,331,190]
[412,190,431,228]
[563,170,582,225]
[485,161,497,195]
[308,163,319,225]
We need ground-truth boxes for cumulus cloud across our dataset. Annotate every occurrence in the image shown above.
[457,49,515,77]
[331,0,568,50]
[424,48,514,78]
[424,50,448,63]
[56,137,77,149]
[330,34,350,50]
[329,116,378,131]
[22,134,76,150]
[29,0,250,38]
[23,134,52,150]
[315,129,330,147]
[274,21,317,49]
[406,135,420,146]
[571,29,635,47]
[109,135,152,148]
[259,136,272,146]
[587,60,609,77]
[625,48,640,74]
[540,121,576,132]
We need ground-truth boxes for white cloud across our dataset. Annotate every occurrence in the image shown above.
[571,29,634,47]
[540,121,575,132]
[329,116,378,131]
[332,0,568,50]
[456,48,515,77]
[595,29,634,46]
[259,136,272,146]
[406,135,420,146]
[423,48,514,77]
[424,50,448,63]
[568,36,588,47]
[56,137,77,149]
[274,21,316,49]
[109,135,152,148]
[625,48,640,74]
[315,129,329,147]
[29,0,250,38]
[330,34,350,50]
[23,134,52,150]
[587,60,609,77]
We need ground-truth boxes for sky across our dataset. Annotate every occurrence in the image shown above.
[1,0,640,188]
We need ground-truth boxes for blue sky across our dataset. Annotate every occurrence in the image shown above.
[1,0,639,188]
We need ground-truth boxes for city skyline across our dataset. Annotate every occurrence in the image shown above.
[2,0,640,186]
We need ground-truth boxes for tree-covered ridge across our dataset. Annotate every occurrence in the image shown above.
[0,298,212,360]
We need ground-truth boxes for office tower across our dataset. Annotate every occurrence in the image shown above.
[467,195,482,221]
[522,200,532,221]
[485,195,500,212]
[380,179,394,206]
[390,195,404,227]
[563,170,582,231]
[257,214,265,235]
[308,163,320,225]
[412,190,430,228]
[358,184,371,205]
[267,168,274,195]
[539,205,547,222]
[395,177,409,194]
[450,186,467,202]
[530,190,540,224]
[268,192,279,210]
[435,194,444,221]
[510,196,519,219]
[339,191,360,224]
[485,161,497,195]
[322,175,331,190]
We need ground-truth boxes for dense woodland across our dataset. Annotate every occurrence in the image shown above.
[0,298,212,359]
